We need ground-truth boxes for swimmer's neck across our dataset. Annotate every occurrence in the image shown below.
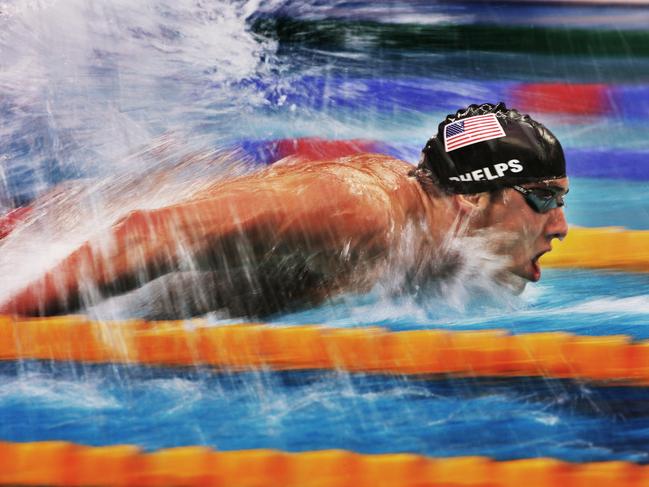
[410,175,464,243]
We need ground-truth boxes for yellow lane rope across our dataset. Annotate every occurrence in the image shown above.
[541,226,649,272]
[0,441,644,487]
[1,317,648,383]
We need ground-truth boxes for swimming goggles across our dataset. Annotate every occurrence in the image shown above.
[512,185,568,214]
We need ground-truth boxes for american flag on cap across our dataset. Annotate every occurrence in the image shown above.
[444,113,506,152]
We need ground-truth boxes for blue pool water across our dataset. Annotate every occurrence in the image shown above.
[2,0,649,465]
[3,363,649,463]
[272,269,649,339]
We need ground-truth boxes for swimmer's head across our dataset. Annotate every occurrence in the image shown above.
[418,102,566,194]
[415,102,569,288]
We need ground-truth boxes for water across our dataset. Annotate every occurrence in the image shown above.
[2,362,649,463]
[1,0,649,465]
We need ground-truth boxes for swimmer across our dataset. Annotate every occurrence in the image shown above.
[0,102,568,319]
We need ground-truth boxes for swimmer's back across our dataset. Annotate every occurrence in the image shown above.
[0,153,426,318]
[194,153,424,228]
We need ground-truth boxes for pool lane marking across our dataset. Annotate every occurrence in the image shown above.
[0,441,644,487]
[1,317,648,384]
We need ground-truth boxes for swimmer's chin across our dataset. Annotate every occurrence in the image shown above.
[497,271,529,295]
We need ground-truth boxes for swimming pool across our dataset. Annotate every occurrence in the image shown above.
[2,0,649,483]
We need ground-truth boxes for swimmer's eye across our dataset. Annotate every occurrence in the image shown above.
[512,185,567,214]
[531,189,556,201]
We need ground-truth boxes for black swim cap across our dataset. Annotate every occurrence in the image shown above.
[419,102,566,194]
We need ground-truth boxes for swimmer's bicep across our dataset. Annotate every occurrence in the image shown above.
[0,210,169,315]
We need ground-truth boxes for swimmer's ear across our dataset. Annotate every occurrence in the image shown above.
[454,192,491,215]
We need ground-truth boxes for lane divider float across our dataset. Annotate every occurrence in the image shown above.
[0,441,645,487]
[1,316,649,383]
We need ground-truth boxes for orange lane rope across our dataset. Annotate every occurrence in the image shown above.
[541,226,649,272]
[0,441,646,487]
[1,316,648,383]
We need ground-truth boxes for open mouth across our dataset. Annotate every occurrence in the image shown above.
[530,249,550,281]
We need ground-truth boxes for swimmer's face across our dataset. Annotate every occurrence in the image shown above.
[483,177,569,285]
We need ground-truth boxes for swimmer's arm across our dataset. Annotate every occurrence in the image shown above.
[0,171,390,316]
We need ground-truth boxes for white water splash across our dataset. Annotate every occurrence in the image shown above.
[0,373,118,410]
[377,218,527,314]
[560,296,649,316]
[0,143,253,299]
[0,0,278,195]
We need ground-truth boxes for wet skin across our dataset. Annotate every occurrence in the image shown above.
[0,155,568,318]
[479,178,569,284]
[0,155,423,317]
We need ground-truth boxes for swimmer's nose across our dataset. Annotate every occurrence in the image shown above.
[546,207,568,242]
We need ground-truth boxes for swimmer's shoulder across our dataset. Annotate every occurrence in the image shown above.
[269,153,413,184]
[266,153,423,208]
[334,153,424,199]
[270,152,407,170]
[198,153,421,212]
